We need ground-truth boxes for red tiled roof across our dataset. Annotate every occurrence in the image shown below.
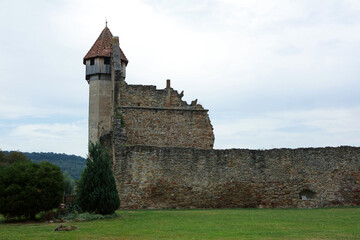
[83,27,128,64]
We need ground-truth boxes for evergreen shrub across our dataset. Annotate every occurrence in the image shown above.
[77,142,120,214]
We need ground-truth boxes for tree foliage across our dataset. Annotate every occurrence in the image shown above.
[77,142,120,214]
[16,151,86,179]
[0,151,6,167]
[63,171,75,194]
[0,161,64,220]
[0,150,29,168]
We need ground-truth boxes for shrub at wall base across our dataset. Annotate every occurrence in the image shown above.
[77,142,120,214]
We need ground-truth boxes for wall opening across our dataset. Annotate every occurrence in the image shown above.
[90,58,95,65]
[104,57,110,65]
[299,189,316,200]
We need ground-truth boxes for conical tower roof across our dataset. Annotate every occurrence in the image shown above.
[83,27,128,64]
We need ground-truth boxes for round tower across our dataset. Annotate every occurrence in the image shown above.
[83,26,128,144]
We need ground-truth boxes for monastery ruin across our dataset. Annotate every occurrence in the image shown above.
[84,26,360,209]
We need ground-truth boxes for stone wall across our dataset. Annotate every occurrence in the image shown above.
[113,145,360,209]
[116,81,203,109]
[118,107,214,149]
[113,78,215,149]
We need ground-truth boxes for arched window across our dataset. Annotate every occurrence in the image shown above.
[299,189,316,200]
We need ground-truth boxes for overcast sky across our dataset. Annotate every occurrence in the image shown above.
[0,0,359,157]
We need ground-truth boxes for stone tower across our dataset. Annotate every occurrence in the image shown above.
[84,26,214,149]
[83,26,128,143]
[81,27,360,211]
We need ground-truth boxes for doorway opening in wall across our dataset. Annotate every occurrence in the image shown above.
[299,189,316,200]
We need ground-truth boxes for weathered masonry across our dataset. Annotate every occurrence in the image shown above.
[113,146,360,209]
[84,26,360,209]
[84,26,214,149]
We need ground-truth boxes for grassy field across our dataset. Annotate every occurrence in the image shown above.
[1,207,360,239]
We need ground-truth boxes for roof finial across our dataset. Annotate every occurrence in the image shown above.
[105,17,108,27]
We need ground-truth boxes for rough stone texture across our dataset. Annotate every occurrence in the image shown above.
[113,145,360,209]
[85,32,360,210]
[86,29,215,150]
[118,107,214,149]
[117,81,203,109]
[88,79,113,143]
[113,79,215,149]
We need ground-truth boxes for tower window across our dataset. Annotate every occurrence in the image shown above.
[90,58,95,65]
[104,57,111,65]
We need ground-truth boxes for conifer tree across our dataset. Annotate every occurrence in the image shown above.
[77,142,120,214]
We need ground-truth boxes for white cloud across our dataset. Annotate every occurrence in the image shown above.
[0,0,359,155]
[0,121,88,157]
[218,0,306,29]
[213,107,360,149]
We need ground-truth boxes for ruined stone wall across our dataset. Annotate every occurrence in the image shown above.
[113,145,360,209]
[117,81,202,109]
[118,107,214,149]
[113,79,215,149]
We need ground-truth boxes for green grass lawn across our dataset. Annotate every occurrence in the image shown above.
[1,208,360,239]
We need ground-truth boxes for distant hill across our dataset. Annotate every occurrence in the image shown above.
[3,151,86,179]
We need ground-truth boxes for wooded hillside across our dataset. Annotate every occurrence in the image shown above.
[3,151,86,179]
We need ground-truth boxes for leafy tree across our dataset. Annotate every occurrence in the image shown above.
[77,142,120,214]
[21,152,86,179]
[0,151,29,168]
[0,161,64,220]
[0,150,6,168]
[3,151,87,179]
[63,171,75,194]
[35,162,65,212]
[6,151,29,164]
